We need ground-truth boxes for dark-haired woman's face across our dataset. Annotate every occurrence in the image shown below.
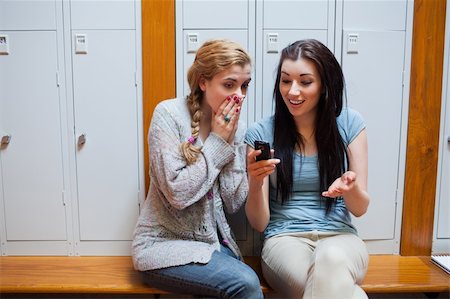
[279,57,322,121]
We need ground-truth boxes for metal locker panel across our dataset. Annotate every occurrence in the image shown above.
[0,0,57,30]
[342,30,405,240]
[261,30,328,119]
[0,31,67,240]
[343,0,407,31]
[70,0,135,30]
[182,0,248,29]
[436,56,450,240]
[72,30,139,241]
[182,30,252,127]
[263,0,329,30]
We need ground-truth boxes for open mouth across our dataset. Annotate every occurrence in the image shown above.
[289,99,306,105]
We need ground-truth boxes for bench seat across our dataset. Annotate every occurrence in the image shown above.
[0,255,448,295]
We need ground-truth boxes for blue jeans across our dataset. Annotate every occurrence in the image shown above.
[141,245,263,299]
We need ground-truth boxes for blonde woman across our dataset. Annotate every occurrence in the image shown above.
[132,39,262,298]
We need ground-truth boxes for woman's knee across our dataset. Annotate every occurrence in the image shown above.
[315,245,348,268]
[231,266,263,299]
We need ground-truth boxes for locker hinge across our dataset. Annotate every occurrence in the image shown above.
[56,71,61,87]
[134,71,138,87]
[394,189,398,204]
[401,70,405,87]
[62,190,66,206]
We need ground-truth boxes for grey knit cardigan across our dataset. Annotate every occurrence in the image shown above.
[132,97,248,271]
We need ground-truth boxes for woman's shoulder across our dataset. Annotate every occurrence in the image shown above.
[154,97,186,114]
[153,98,190,122]
[245,115,275,146]
[247,115,274,132]
[338,107,365,123]
[337,106,366,144]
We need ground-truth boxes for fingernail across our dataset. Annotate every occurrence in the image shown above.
[226,96,231,101]
[236,108,240,113]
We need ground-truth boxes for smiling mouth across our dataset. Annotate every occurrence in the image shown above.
[289,99,306,105]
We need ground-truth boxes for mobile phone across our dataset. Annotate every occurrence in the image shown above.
[254,140,271,161]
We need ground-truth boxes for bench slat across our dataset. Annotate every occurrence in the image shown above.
[0,255,448,294]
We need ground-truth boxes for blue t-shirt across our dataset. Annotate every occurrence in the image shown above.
[244,107,366,239]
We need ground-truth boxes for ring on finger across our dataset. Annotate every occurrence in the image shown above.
[224,115,230,122]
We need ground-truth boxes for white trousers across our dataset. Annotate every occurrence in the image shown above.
[261,231,369,299]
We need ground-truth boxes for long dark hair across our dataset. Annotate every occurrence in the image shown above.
[273,39,347,213]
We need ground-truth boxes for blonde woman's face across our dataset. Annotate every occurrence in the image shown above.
[200,64,252,114]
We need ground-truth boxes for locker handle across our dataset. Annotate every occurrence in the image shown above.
[1,134,11,147]
[78,133,87,146]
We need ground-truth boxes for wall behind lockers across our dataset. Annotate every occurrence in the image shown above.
[176,0,414,255]
[433,0,450,254]
[0,0,144,256]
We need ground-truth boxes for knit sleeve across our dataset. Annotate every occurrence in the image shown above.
[218,124,249,214]
[149,103,236,210]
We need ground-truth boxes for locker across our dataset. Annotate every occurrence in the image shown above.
[0,31,67,241]
[342,30,405,240]
[343,0,407,31]
[71,30,139,242]
[182,0,248,29]
[436,76,450,240]
[263,0,329,30]
[70,0,135,30]
[434,2,450,252]
[0,0,57,30]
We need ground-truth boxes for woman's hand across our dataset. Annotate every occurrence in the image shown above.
[211,95,242,144]
[247,148,280,188]
[322,171,356,198]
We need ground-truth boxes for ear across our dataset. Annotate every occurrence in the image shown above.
[199,77,207,92]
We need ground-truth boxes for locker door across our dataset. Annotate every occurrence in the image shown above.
[341,30,405,240]
[72,30,139,242]
[0,31,67,241]
[260,30,328,119]
[435,54,450,247]
[0,0,57,30]
[70,0,135,30]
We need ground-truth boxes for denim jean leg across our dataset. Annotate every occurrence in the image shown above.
[142,246,263,299]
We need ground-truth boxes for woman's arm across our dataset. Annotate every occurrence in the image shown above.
[322,129,370,217]
[150,105,236,210]
[245,146,279,232]
[219,143,249,214]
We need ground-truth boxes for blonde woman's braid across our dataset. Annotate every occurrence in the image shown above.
[180,93,202,164]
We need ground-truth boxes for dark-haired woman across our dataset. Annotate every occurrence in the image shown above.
[245,39,370,299]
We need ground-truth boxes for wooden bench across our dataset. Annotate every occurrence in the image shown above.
[0,255,448,296]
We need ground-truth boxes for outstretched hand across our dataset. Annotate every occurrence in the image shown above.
[322,171,356,198]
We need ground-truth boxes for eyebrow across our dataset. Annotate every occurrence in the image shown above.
[281,70,313,76]
[223,77,252,82]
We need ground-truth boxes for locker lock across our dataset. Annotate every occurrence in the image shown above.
[78,133,87,146]
[1,134,11,147]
